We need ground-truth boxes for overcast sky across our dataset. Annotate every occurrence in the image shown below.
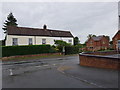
[1,2,118,43]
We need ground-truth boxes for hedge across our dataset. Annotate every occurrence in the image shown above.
[2,45,57,57]
[65,46,79,55]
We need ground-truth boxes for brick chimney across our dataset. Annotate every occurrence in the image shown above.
[43,24,47,29]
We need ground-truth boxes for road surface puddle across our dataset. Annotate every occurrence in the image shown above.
[57,66,73,71]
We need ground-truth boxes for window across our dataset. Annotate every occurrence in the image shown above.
[28,38,33,45]
[42,39,46,44]
[12,38,18,45]
[118,40,120,49]
[68,39,72,43]
[90,40,93,44]
[103,41,105,44]
[89,47,93,49]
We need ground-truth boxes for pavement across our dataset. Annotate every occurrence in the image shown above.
[2,55,118,88]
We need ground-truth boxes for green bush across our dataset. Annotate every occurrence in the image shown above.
[57,46,63,52]
[2,45,57,57]
[65,46,79,55]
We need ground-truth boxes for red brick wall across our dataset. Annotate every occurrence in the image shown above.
[79,53,119,70]
[113,31,120,50]
[85,50,118,55]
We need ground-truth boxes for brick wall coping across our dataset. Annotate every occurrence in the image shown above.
[81,50,118,54]
[79,51,120,60]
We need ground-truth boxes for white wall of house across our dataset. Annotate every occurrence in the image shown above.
[53,37,74,45]
[36,36,54,45]
[5,35,73,46]
[6,35,35,46]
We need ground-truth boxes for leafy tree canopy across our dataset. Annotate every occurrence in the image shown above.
[74,37,80,45]
[87,34,96,39]
[109,41,113,45]
[54,40,71,47]
[54,40,71,52]
[75,44,86,48]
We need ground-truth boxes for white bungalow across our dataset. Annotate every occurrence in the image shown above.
[5,25,74,46]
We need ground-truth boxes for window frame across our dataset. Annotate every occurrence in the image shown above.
[42,39,46,44]
[28,38,33,45]
[12,38,18,46]
[68,39,72,43]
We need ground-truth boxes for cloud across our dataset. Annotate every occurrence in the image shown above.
[1,2,118,43]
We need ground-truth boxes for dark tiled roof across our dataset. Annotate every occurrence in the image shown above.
[86,36,105,43]
[92,36,103,41]
[117,30,120,33]
[7,26,73,37]
[49,30,73,37]
[117,30,120,35]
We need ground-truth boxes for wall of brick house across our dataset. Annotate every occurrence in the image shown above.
[86,37,109,51]
[113,32,120,50]
[86,39,94,51]
[100,37,109,49]
[79,55,119,70]
[94,39,105,48]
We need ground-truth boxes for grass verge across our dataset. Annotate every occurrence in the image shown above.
[1,54,78,62]
[2,54,62,62]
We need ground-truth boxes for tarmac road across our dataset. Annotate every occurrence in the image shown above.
[2,55,118,88]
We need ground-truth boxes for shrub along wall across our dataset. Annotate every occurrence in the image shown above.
[2,45,57,57]
[65,46,79,55]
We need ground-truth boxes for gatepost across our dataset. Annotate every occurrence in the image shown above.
[62,46,65,55]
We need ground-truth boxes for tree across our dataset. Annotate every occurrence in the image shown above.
[74,37,80,45]
[0,40,2,46]
[87,34,96,39]
[2,12,18,46]
[3,12,18,33]
[109,41,113,45]
[0,40,5,46]
[54,40,71,52]
[54,40,70,47]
